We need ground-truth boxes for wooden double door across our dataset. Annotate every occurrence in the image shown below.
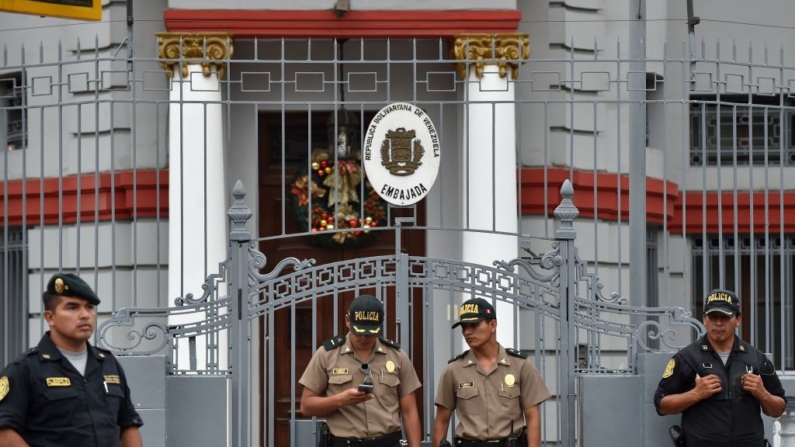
[257,112,426,447]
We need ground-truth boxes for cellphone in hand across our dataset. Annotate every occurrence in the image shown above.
[357,384,374,393]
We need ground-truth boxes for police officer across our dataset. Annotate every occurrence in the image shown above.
[299,295,422,447]
[654,288,787,447]
[432,298,551,447]
[0,273,144,447]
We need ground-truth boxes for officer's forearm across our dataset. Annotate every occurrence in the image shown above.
[431,406,452,447]
[758,391,786,418]
[524,406,542,447]
[658,391,703,415]
[300,393,342,417]
[0,428,29,447]
[119,426,143,447]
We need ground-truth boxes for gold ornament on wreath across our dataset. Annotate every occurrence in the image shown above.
[288,148,387,247]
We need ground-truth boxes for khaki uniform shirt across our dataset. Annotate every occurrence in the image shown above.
[434,345,551,441]
[299,334,422,439]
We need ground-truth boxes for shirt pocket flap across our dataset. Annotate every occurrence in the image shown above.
[380,373,401,388]
[500,386,521,399]
[456,387,479,400]
[42,387,79,402]
[328,374,353,385]
[106,384,126,398]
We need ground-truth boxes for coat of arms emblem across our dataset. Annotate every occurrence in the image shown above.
[380,127,424,176]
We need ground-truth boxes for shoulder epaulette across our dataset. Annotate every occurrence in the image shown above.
[12,347,37,363]
[322,336,345,351]
[378,337,400,350]
[506,348,528,359]
[448,350,469,364]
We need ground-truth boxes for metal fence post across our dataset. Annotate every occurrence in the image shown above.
[227,180,253,447]
[554,179,579,447]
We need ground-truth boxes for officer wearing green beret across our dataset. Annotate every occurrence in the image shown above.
[0,273,144,447]
[299,295,422,447]
[433,298,551,447]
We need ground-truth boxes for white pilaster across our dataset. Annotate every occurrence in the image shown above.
[455,34,530,348]
[779,407,795,447]
[158,33,232,372]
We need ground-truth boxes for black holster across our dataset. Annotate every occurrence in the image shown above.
[668,425,685,447]
[506,427,528,447]
[318,421,331,447]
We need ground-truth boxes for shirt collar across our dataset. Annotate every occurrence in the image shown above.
[341,334,388,356]
[462,344,512,367]
[38,331,105,362]
[700,335,746,354]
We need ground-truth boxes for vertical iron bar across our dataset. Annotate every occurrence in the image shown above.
[629,0,647,312]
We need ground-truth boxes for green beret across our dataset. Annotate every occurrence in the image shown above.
[46,273,100,305]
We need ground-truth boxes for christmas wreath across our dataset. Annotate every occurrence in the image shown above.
[288,148,388,247]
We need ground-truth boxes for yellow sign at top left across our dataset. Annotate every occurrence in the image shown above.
[0,0,101,21]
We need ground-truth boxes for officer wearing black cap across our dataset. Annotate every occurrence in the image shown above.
[654,288,787,447]
[433,297,551,447]
[299,295,422,447]
[0,273,144,447]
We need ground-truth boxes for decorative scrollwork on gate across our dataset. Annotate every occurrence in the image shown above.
[247,242,315,286]
[175,259,230,306]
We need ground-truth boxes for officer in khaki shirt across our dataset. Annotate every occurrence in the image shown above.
[432,298,551,447]
[299,295,422,447]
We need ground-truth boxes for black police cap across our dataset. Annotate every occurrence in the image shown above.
[46,273,101,305]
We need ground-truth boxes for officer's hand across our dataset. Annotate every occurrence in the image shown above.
[741,373,766,399]
[693,374,721,399]
[336,388,374,407]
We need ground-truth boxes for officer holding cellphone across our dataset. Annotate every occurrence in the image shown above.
[299,295,422,447]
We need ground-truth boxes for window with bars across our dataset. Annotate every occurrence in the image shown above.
[1,228,28,365]
[689,95,795,166]
[692,234,795,370]
[1,73,26,151]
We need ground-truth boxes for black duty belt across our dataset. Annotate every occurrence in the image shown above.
[455,440,505,447]
[330,431,403,447]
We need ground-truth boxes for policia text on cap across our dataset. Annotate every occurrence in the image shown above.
[0,273,144,447]
[654,289,787,447]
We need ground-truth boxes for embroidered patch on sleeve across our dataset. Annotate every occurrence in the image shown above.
[662,359,676,379]
[0,377,9,401]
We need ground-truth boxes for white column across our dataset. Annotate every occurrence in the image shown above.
[779,406,795,447]
[158,33,232,372]
[455,34,529,347]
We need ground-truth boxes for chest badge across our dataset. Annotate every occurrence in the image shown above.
[662,359,675,378]
[0,376,9,401]
[458,382,474,388]
[46,377,71,387]
[505,374,516,387]
[104,375,121,384]
[331,368,349,375]
[385,360,395,373]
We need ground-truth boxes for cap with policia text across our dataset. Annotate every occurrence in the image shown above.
[45,273,101,305]
[703,288,741,316]
[451,297,496,328]
[349,295,384,335]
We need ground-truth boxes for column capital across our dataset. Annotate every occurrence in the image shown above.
[157,32,234,79]
[452,33,530,79]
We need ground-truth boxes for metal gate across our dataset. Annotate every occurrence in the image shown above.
[97,178,703,447]
[8,30,794,446]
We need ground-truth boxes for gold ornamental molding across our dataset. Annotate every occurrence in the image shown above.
[452,33,530,79]
[157,33,233,80]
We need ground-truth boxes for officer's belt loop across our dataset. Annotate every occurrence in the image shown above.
[329,431,402,447]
